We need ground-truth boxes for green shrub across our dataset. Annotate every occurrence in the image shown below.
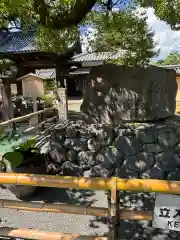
[43,94,55,107]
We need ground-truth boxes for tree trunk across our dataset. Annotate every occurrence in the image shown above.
[34,0,97,29]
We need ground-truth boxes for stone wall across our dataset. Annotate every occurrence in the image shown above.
[45,119,180,239]
[81,64,177,123]
[47,118,180,181]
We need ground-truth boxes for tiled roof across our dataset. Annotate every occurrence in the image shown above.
[0,31,38,53]
[159,64,180,75]
[72,51,124,62]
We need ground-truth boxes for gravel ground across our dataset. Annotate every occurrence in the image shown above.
[0,188,179,239]
[0,188,108,236]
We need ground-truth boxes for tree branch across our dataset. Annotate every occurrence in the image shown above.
[33,0,97,29]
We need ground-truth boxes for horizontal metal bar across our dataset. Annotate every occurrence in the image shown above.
[0,199,152,221]
[0,174,180,194]
[0,108,55,127]
[0,228,107,240]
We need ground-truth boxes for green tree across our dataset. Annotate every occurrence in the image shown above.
[138,0,180,30]
[1,1,180,31]
[0,0,158,66]
[0,59,17,78]
[88,10,157,65]
[156,51,180,65]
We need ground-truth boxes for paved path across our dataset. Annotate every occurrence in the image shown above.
[0,187,108,236]
[0,188,179,239]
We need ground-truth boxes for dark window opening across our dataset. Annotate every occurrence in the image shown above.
[67,79,82,99]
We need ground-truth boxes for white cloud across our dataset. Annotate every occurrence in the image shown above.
[146,8,180,60]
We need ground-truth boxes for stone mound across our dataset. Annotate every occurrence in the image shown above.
[81,64,177,123]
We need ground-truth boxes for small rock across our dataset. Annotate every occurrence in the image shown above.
[118,165,138,179]
[67,150,77,162]
[91,165,113,178]
[114,136,142,156]
[95,146,123,169]
[158,128,178,148]
[126,152,154,172]
[168,171,180,181]
[155,151,179,171]
[141,165,165,179]
[117,128,134,137]
[174,154,180,167]
[83,170,92,178]
[47,148,66,164]
[174,143,180,154]
[87,138,100,152]
[96,125,113,145]
[50,140,64,151]
[51,128,66,144]
[61,162,82,176]
[136,129,156,144]
[51,163,62,173]
[64,138,88,151]
[78,127,92,139]
[77,151,95,169]
[144,143,163,153]
[66,126,78,138]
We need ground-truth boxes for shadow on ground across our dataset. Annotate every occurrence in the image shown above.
[89,191,180,239]
[26,186,97,205]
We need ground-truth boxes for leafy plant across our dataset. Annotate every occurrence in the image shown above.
[17,138,37,152]
[1,136,38,171]
[3,151,23,169]
[155,51,180,65]
[43,94,55,107]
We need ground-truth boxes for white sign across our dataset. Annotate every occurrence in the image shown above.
[11,84,17,94]
[153,193,180,231]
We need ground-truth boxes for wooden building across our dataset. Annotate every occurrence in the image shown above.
[161,65,180,113]
[0,29,125,118]
[162,65,180,102]
[36,52,123,98]
[0,30,81,119]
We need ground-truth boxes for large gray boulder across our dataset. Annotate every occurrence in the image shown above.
[81,64,177,123]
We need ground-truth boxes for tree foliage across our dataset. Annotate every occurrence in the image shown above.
[87,10,157,65]
[0,59,17,78]
[139,0,180,30]
[155,51,180,65]
[0,1,180,31]
[0,0,159,65]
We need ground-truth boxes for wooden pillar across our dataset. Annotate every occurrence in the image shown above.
[55,65,68,121]
[56,88,68,121]
[56,64,65,88]
[0,81,14,121]
[16,65,30,95]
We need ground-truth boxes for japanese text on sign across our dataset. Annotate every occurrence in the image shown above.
[153,193,180,231]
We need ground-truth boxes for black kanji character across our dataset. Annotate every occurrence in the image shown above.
[173,209,180,219]
[159,208,171,218]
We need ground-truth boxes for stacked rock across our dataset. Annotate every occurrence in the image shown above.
[46,118,180,181]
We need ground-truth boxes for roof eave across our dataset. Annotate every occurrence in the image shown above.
[17,73,46,81]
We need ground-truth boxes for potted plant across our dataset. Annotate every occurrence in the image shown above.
[0,136,46,199]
